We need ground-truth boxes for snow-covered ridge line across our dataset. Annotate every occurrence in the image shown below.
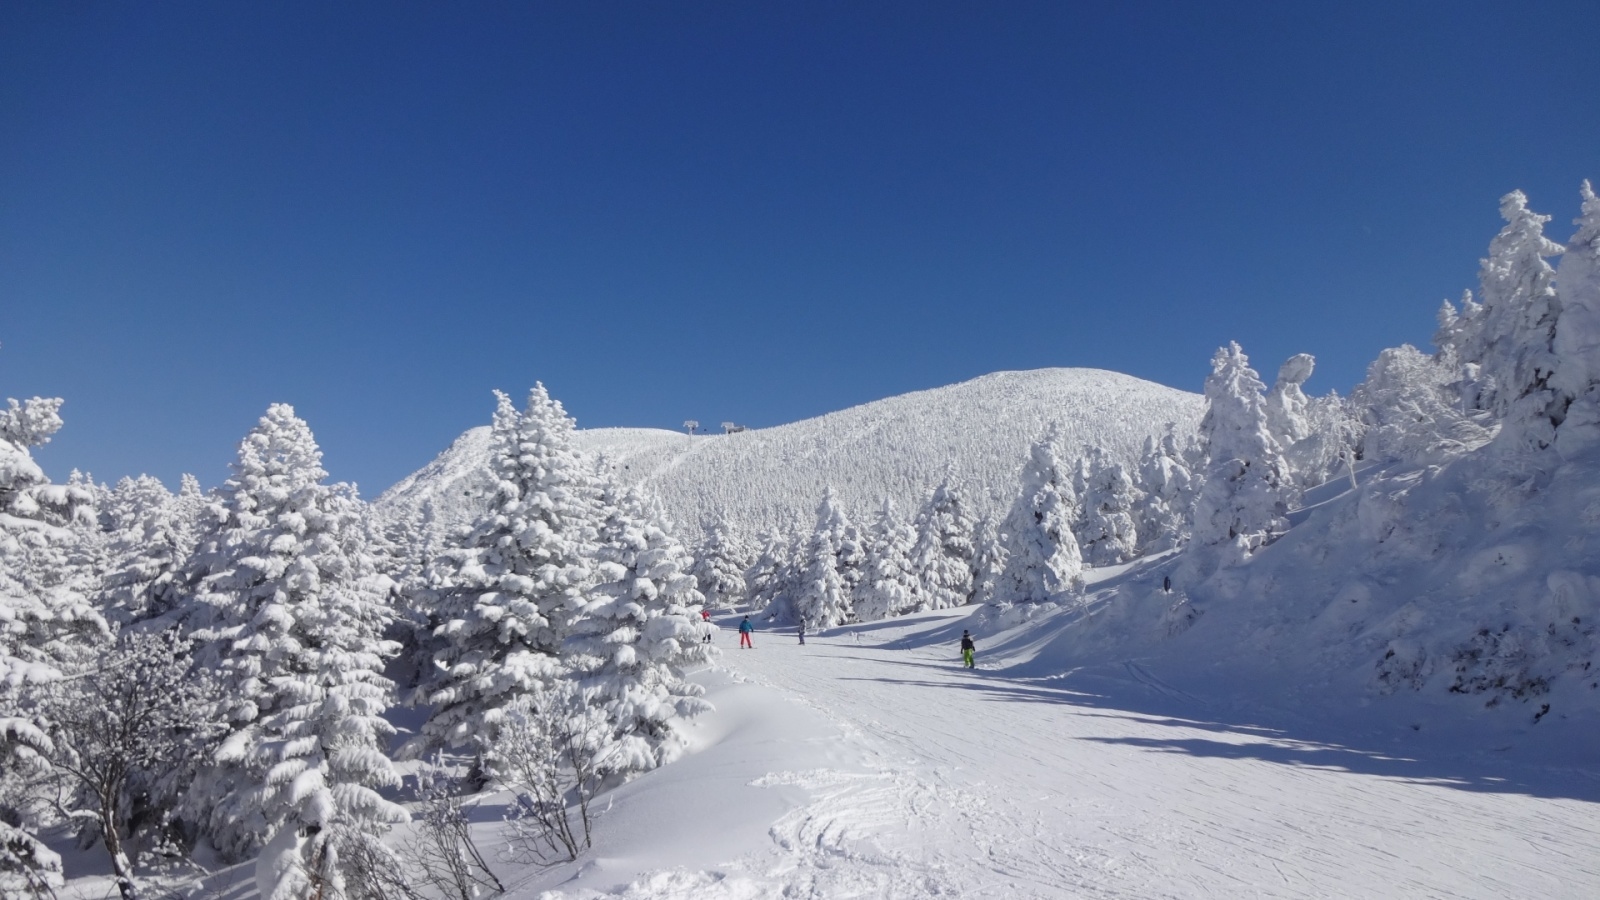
[376,367,1204,542]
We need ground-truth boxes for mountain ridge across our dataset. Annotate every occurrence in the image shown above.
[376,367,1204,541]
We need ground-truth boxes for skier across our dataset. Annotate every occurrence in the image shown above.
[1163,575,1172,594]
[798,621,806,645]
[739,616,754,649]
[700,607,714,643]
[960,630,976,669]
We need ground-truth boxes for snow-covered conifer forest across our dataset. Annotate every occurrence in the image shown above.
[6,186,1600,898]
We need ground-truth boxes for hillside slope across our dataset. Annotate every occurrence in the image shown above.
[377,368,1202,541]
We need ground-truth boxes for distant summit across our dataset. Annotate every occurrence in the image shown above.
[376,368,1202,540]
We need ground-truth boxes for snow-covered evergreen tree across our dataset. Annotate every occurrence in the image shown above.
[1351,345,1493,463]
[853,498,920,622]
[1078,447,1141,566]
[1265,354,1315,447]
[689,521,752,610]
[561,482,713,777]
[910,480,978,610]
[1552,181,1600,457]
[0,394,104,685]
[0,382,104,895]
[968,514,1004,608]
[96,475,204,627]
[790,488,856,629]
[1439,191,1566,450]
[742,528,790,615]
[1188,342,1292,568]
[406,386,600,760]
[1132,429,1197,554]
[995,430,1083,603]
[184,404,405,864]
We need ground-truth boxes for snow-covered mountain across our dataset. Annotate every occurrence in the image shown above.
[376,368,1203,541]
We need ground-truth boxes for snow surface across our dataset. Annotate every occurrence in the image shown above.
[476,595,1600,898]
[376,368,1202,542]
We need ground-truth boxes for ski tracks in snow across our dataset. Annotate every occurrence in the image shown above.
[541,625,1600,899]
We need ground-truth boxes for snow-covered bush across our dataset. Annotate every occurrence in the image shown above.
[35,631,225,900]
[494,685,612,867]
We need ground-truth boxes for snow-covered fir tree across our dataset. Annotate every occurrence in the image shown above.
[790,488,856,629]
[0,386,105,895]
[742,528,790,615]
[406,386,600,760]
[852,498,920,622]
[1440,191,1566,450]
[968,514,1004,607]
[183,404,406,865]
[96,474,205,627]
[1077,446,1141,567]
[910,479,978,610]
[0,394,104,684]
[995,429,1083,604]
[1264,354,1315,452]
[1132,428,1198,554]
[561,482,714,777]
[1552,181,1600,457]
[1187,342,1292,569]
[1262,353,1355,487]
[689,520,752,610]
[1351,345,1493,463]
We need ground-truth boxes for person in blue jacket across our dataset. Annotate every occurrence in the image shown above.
[739,616,754,649]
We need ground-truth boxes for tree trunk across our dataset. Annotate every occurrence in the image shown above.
[101,796,139,900]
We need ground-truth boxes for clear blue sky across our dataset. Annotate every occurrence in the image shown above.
[3,1,1597,494]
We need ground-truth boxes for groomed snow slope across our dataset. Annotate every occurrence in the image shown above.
[496,602,1598,898]
[375,368,1202,541]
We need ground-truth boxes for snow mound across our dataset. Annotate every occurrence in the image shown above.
[377,368,1201,541]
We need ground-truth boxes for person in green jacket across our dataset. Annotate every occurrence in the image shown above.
[960,630,976,669]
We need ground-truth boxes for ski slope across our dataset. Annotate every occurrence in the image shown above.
[518,605,1600,899]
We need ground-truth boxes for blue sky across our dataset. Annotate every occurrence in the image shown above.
[3,1,1597,493]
